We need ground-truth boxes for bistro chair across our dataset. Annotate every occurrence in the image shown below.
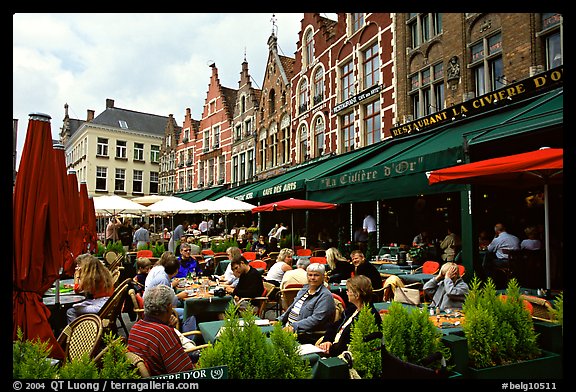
[296,248,312,257]
[98,278,132,337]
[262,281,281,318]
[309,256,327,264]
[136,249,153,259]
[280,284,304,312]
[312,249,326,257]
[248,260,267,275]
[457,264,466,277]
[125,351,151,378]
[243,251,257,261]
[235,286,269,317]
[421,261,440,274]
[56,314,104,364]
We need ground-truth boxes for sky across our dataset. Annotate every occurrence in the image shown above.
[13,13,337,171]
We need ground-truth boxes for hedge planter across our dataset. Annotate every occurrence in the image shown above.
[466,350,562,379]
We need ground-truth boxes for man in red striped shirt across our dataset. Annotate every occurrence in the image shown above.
[127,285,194,376]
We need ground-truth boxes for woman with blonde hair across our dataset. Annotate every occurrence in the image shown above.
[67,254,115,324]
[265,248,294,287]
[325,247,354,283]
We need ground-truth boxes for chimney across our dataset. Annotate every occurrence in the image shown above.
[106,98,115,108]
[87,110,95,121]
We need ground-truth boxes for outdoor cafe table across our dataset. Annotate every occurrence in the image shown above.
[198,318,274,344]
[374,301,464,336]
[175,279,233,322]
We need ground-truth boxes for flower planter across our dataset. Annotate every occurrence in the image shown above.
[466,350,562,379]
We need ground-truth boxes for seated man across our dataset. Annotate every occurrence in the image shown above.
[127,284,195,376]
[277,263,336,344]
[423,262,469,311]
[225,255,265,311]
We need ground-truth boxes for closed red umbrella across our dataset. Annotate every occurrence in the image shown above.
[13,113,65,359]
[252,198,337,248]
[79,181,98,255]
[65,170,85,274]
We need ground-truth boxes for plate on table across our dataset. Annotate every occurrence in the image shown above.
[45,286,76,296]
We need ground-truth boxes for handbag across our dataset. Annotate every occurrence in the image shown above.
[394,286,421,306]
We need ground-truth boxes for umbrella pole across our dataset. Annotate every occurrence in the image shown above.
[544,182,551,291]
[291,213,294,249]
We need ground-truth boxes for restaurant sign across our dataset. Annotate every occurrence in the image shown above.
[310,156,426,191]
[261,180,300,197]
[333,84,383,114]
[150,365,228,380]
[390,66,563,139]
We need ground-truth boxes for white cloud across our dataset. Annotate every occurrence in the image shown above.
[13,12,320,170]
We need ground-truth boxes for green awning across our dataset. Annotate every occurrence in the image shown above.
[223,140,391,201]
[307,88,563,204]
[177,186,227,202]
[466,88,563,145]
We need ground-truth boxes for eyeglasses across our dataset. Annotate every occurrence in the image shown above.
[181,249,191,252]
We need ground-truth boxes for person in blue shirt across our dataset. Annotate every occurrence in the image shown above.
[174,242,202,279]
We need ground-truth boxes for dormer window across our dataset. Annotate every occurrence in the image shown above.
[118,120,128,129]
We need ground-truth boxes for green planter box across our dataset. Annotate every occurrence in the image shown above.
[466,350,562,379]
[533,320,563,354]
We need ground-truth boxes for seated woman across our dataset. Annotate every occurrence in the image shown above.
[251,235,269,258]
[277,263,335,344]
[317,275,382,357]
[265,248,294,287]
[423,262,469,311]
[67,254,114,324]
[325,247,354,283]
[127,285,195,376]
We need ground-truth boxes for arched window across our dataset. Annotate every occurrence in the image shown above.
[299,124,309,162]
[304,29,314,66]
[314,116,325,157]
[269,89,276,114]
[313,67,325,106]
[298,79,308,114]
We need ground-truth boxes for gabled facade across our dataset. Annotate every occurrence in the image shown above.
[158,114,183,195]
[230,59,262,187]
[291,13,395,162]
[193,63,237,189]
[173,109,199,193]
[60,98,166,198]
[255,31,296,180]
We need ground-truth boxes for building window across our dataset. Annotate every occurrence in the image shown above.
[116,140,127,159]
[314,116,325,157]
[299,124,309,162]
[96,166,107,191]
[407,13,442,48]
[115,168,125,192]
[340,60,354,101]
[247,149,254,180]
[364,101,381,145]
[97,137,108,157]
[363,43,379,90]
[150,171,158,194]
[199,161,205,185]
[313,67,325,106]
[341,112,355,153]
[280,117,290,165]
[268,90,276,114]
[133,170,143,193]
[245,118,253,136]
[470,32,503,96]
[304,29,314,67]
[187,170,193,190]
[240,153,246,182]
[213,125,220,148]
[298,79,308,114]
[259,129,266,171]
[241,95,246,113]
[232,156,238,183]
[133,143,144,161]
[219,156,225,184]
[118,120,128,129]
[409,62,445,119]
[150,145,160,163]
[269,124,278,167]
[350,13,364,34]
[204,131,210,151]
[235,124,242,141]
[540,13,562,69]
[178,172,185,192]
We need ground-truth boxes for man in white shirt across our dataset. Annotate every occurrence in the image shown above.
[198,219,208,235]
[363,214,377,260]
[274,223,287,240]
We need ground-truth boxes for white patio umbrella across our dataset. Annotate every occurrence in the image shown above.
[206,196,257,234]
[93,195,149,216]
[146,196,202,229]
[131,194,168,206]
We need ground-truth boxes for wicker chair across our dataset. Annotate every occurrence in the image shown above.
[125,351,151,378]
[56,314,103,364]
[98,278,132,336]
